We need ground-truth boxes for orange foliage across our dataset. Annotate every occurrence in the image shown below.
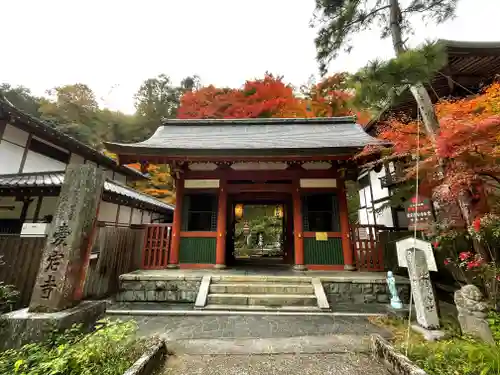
[365,82,500,211]
[178,73,369,122]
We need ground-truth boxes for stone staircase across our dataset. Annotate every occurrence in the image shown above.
[195,275,330,311]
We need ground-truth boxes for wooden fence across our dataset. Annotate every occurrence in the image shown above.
[0,223,145,309]
[83,223,145,299]
[141,224,172,269]
[0,235,45,309]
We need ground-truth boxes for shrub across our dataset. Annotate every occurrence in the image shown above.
[0,255,19,313]
[0,319,142,375]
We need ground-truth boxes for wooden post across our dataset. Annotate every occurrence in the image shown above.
[168,175,184,268]
[215,179,227,269]
[338,179,355,270]
[292,179,306,270]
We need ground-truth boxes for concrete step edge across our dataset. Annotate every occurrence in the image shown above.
[203,304,321,311]
[207,293,317,299]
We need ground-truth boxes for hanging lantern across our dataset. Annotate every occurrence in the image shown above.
[234,204,244,219]
[274,205,283,218]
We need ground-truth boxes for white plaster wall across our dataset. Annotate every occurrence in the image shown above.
[142,211,152,224]
[374,200,394,227]
[131,209,142,224]
[358,208,369,225]
[114,173,126,183]
[24,197,41,222]
[118,205,131,224]
[370,170,390,201]
[69,153,85,165]
[98,201,118,222]
[23,151,67,173]
[2,125,29,146]
[0,141,24,174]
[38,197,59,219]
[0,196,22,219]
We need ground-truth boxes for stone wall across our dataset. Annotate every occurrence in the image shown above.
[117,278,202,303]
[322,280,411,305]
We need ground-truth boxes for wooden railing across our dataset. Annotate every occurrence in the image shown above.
[141,224,172,269]
[350,225,385,271]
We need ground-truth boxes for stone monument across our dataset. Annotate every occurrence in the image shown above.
[0,164,107,349]
[396,236,446,341]
[454,284,494,344]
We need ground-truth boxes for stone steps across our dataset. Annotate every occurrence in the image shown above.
[202,304,321,312]
[196,275,329,311]
[207,293,318,307]
[209,283,314,295]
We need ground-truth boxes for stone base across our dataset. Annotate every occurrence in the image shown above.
[0,300,106,350]
[386,304,410,319]
[411,324,448,341]
[343,264,356,271]
[166,264,179,269]
[292,264,307,271]
[214,264,227,270]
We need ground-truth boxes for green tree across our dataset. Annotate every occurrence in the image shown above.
[0,84,41,117]
[313,0,491,259]
[133,74,200,139]
[313,0,457,138]
[38,83,102,145]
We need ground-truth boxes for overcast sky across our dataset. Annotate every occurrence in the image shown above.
[1,0,499,114]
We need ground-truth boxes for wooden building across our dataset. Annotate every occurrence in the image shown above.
[105,116,380,270]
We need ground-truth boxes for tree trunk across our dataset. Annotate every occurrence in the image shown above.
[388,0,489,261]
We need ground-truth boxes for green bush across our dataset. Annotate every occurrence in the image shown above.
[0,282,19,313]
[0,319,142,375]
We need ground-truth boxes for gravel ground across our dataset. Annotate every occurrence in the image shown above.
[160,353,390,375]
[109,315,389,340]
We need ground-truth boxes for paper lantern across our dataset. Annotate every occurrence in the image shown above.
[274,205,283,218]
[234,204,244,219]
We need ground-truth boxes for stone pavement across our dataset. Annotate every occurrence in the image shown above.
[110,314,391,374]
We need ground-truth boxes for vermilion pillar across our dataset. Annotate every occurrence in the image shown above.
[338,178,355,270]
[292,179,306,271]
[215,179,227,269]
[168,175,184,268]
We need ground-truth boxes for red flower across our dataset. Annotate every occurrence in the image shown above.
[467,261,481,270]
[459,252,472,261]
[473,217,481,232]
[433,241,439,248]
[444,258,451,265]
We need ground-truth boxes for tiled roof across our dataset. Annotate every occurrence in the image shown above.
[105,117,382,154]
[0,98,147,180]
[0,172,174,213]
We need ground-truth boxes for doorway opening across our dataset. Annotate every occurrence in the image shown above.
[226,197,294,269]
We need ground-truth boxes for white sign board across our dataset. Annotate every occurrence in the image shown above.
[20,223,49,237]
[396,237,437,272]
[184,179,220,189]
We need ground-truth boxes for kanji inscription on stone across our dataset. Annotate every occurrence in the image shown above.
[405,249,440,330]
[29,164,105,313]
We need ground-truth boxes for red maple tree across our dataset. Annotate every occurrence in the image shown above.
[363,82,500,218]
[178,73,369,122]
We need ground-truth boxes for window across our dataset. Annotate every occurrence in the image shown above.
[28,138,70,164]
[183,194,218,231]
[302,193,340,232]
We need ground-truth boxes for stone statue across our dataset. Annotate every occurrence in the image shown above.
[454,285,494,344]
[387,271,403,309]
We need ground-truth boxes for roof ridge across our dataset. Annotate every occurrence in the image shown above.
[161,116,357,126]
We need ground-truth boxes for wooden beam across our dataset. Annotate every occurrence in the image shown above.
[185,169,338,180]
[226,183,292,194]
[215,179,227,268]
[168,175,184,268]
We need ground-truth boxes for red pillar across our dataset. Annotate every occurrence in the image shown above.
[292,179,306,270]
[215,179,227,269]
[168,175,184,268]
[338,178,355,270]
